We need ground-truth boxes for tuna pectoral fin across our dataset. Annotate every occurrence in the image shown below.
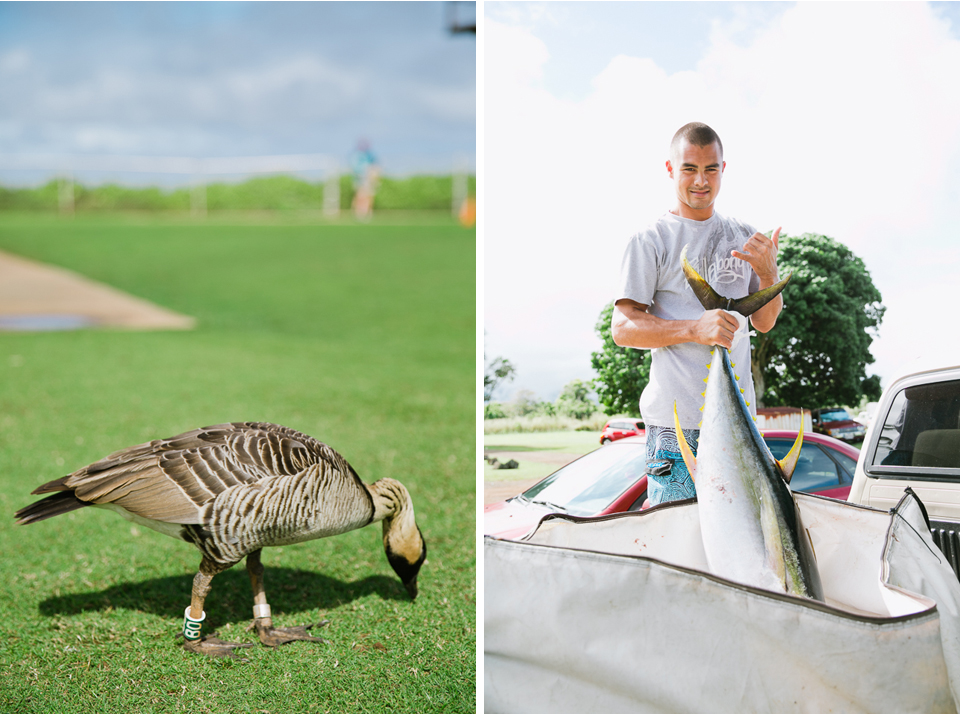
[730,276,792,317]
[776,420,804,484]
[680,244,792,316]
[672,402,697,482]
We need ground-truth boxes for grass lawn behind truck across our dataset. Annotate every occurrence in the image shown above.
[483,430,603,505]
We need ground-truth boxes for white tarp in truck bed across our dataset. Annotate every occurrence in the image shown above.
[484,490,960,714]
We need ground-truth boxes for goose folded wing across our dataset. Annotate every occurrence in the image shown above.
[62,447,262,524]
[224,428,346,478]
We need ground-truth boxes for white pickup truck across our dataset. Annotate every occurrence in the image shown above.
[848,361,960,577]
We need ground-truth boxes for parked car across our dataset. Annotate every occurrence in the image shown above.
[811,407,866,442]
[485,430,861,539]
[762,430,860,500]
[485,436,649,540]
[599,418,645,445]
[848,361,960,578]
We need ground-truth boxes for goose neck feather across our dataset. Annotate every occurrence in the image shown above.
[367,478,413,523]
[369,478,423,566]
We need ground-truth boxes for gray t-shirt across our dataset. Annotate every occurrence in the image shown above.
[618,211,761,429]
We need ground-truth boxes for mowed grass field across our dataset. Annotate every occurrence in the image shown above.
[0,213,475,713]
[483,431,601,482]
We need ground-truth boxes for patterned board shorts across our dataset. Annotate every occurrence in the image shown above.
[645,424,700,506]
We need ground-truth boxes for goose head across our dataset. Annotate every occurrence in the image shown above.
[369,478,427,599]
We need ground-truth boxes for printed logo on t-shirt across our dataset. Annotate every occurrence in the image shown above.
[706,253,751,287]
[690,252,751,293]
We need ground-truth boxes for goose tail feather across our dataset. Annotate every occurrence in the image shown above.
[15,491,90,525]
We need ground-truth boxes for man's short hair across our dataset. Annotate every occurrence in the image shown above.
[671,122,723,161]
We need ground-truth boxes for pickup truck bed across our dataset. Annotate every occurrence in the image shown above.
[849,362,960,579]
[486,490,960,713]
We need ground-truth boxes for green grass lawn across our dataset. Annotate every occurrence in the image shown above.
[484,431,602,454]
[0,213,475,713]
[483,460,557,484]
[483,431,602,483]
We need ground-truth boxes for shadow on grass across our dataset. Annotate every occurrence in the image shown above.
[38,566,408,627]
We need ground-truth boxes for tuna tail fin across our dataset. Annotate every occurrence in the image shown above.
[776,419,804,484]
[680,244,792,316]
[673,402,697,482]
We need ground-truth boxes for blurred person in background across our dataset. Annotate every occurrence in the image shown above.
[351,139,380,220]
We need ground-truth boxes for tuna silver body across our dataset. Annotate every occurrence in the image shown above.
[674,244,822,600]
[693,347,823,600]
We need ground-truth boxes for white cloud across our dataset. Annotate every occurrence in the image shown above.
[73,125,145,153]
[485,3,558,33]
[407,84,476,123]
[0,49,30,74]
[485,3,960,400]
[484,18,551,92]
[225,55,362,105]
[0,4,475,169]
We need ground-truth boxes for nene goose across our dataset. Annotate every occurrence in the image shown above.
[15,422,426,658]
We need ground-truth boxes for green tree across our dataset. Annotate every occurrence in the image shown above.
[556,379,598,420]
[484,402,508,419]
[508,389,542,417]
[484,355,516,403]
[535,400,558,417]
[590,302,650,415]
[753,233,884,408]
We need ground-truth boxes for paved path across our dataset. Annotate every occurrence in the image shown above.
[0,250,195,331]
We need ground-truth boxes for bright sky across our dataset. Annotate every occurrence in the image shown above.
[484,1,960,404]
[0,2,476,183]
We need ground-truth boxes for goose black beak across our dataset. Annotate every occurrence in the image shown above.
[404,577,418,600]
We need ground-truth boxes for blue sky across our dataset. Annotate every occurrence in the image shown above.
[485,1,960,403]
[487,2,791,95]
[0,2,475,183]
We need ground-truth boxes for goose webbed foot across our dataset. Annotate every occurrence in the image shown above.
[182,633,255,660]
[249,618,331,647]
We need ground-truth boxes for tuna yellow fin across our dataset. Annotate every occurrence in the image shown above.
[776,419,804,484]
[680,243,792,316]
[673,401,697,482]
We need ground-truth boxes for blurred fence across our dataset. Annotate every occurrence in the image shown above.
[0,152,474,217]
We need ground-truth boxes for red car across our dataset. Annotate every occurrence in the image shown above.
[599,418,645,445]
[762,430,860,500]
[484,430,861,539]
[485,436,649,540]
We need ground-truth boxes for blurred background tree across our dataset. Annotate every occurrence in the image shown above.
[752,233,884,408]
[484,353,516,404]
[555,379,598,419]
[590,301,649,416]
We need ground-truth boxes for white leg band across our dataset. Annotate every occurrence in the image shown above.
[183,606,206,641]
[253,603,272,619]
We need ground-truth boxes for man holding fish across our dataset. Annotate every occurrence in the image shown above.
[611,122,784,507]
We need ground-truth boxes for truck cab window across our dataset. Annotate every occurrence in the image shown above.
[873,380,960,470]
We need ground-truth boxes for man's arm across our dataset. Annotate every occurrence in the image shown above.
[611,299,741,350]
[733,228,782,334]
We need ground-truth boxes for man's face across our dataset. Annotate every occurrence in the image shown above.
[666,139,725,220]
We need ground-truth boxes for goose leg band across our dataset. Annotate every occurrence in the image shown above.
[183,607,206,641]
[253,603,271,619]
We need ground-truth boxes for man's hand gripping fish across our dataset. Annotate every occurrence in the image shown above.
[673,245,824,601]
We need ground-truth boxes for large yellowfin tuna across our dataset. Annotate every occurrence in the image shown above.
[674,245,824,601]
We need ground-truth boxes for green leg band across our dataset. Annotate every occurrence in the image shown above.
[183,606,205,641]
